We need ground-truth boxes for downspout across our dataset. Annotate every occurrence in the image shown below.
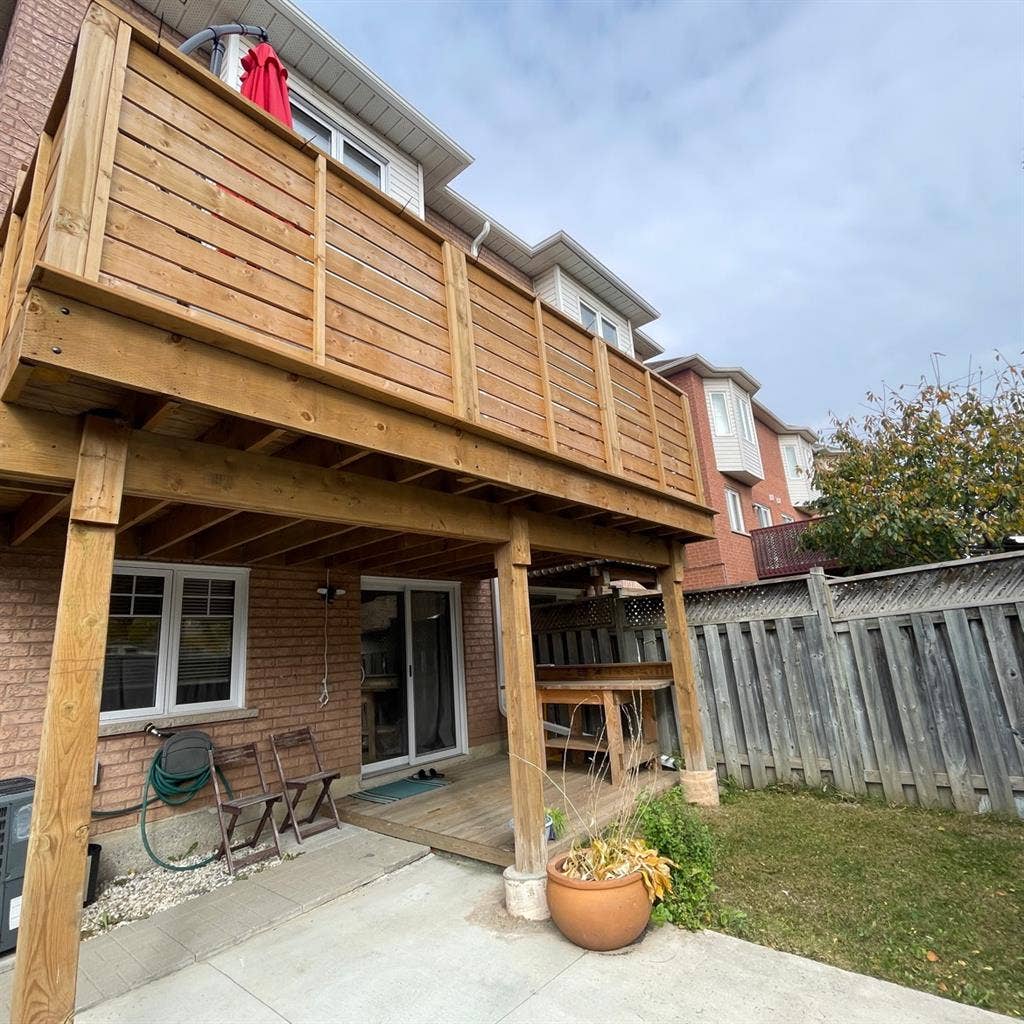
[491,578,569,737]
[179,24,269,77]
[470,220,491,260]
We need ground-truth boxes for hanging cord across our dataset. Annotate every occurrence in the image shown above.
[318,568,331,709]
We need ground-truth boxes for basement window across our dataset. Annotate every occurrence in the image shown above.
[100,562,249,723]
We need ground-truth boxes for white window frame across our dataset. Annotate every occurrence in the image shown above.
[725,489,746,534]
[710,392,732,436]
[578,300,619,347]
[781,513,795,524]
[737,396,756,444]
[753,503,772,528]
[101,562,249,723]
[782,443,802,479]
[289,90,389,193]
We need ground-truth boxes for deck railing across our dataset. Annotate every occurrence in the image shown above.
[751,519,840,579]
[0,2,705,509]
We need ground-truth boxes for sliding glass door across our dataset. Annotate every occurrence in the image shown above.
[360,579,465,772]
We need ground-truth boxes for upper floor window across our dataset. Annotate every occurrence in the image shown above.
[753,503,772,528]
[710,392,732,436]
[736,398,756,444]
[781,513,795,523]
[782,444,802,478]
[290,96,385,190]
[102,564,248,722]
[725,489,746,533]
[579,301,618,346]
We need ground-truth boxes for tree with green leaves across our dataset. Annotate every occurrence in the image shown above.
[802,357,1024,573]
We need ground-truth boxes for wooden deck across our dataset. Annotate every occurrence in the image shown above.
[337,753,677,867]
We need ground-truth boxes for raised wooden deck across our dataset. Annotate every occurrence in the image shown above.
[337,753,677,867]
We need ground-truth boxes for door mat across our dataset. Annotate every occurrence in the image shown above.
[352,776,451,804]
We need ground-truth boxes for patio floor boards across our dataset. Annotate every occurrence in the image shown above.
[336,753,677,867]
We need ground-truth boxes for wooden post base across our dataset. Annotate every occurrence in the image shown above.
[679,768,720,806]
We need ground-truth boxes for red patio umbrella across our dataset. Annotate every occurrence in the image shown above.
[240,42,293,129]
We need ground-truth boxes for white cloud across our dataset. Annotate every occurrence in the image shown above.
[299,0,1022,426]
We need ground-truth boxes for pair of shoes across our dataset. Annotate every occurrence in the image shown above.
[413,768,445,780]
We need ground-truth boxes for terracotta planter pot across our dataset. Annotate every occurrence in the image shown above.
[546,853,651,951]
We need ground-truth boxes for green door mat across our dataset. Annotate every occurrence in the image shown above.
[353,776,450,804]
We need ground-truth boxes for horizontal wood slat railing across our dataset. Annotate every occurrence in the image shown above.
[0,3,705,508]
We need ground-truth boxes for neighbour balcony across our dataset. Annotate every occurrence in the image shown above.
[0,2,709,537]
[751,519,841,579]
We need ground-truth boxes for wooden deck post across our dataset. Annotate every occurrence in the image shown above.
[658,541,719,806]
[495,514,549,919]
[10,415,129,1024]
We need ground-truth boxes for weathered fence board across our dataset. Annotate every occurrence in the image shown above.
[530,551,1024,816]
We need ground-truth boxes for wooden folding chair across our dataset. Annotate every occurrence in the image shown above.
[270,726,343,844]
[208,742,284,875]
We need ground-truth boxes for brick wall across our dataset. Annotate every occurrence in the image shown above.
[0,546,502,837]
[0,0,168,210]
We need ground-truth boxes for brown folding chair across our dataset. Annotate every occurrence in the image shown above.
[270,726,343,844]
[208,742,284,875]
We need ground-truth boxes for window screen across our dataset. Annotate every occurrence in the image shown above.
[102,573,165,713]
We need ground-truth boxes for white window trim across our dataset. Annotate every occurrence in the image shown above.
[725,489,746,534]
[753,503,773,529]
[101,561,249,724]
[781,513,795,523]
[710,391,733,436]
[578,300,620,348]
[782,443,802,479]
[579,300,598,334]
[737,397,756,444]
[288,88,389,193]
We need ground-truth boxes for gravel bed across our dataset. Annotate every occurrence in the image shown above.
[80,845,295,939]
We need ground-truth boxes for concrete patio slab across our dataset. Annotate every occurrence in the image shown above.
[0,824,428,1018]
[76,853,1011,1024]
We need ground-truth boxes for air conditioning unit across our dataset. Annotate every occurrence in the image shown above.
[0,777,34,955]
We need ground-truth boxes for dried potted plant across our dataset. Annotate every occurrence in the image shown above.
[525,699,677,951]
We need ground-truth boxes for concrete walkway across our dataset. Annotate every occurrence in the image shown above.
[71,852,1007,1024]
[0,824,428,1018]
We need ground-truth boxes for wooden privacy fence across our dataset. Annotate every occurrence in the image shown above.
[531,552,1024,815]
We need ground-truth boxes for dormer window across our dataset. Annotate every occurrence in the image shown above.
[290,95,385,190]
[579,301,618,346]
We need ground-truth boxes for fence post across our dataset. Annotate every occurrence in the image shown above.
[807,567,867,794]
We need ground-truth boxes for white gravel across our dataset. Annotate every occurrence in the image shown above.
[80,845,295,939]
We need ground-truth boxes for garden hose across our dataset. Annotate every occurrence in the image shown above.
[91,731,232,872]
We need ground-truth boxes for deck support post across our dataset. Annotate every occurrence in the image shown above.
[495,514,549,919]
[659,542,719,806]
[10,415,129,1024]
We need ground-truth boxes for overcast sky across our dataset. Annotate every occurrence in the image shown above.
[300,0,1022,430]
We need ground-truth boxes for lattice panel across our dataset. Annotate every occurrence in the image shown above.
[529,595,615,633]
[622,594,665,629]
[683,579,814,625]
[831,552,1024,619]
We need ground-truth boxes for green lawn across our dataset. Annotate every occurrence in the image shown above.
[702,786,1024,1017]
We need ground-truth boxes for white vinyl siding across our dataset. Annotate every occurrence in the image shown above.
[725,489,746,533]
[101,563,249,723]
[532,267,560,308]
[703,380,764,484]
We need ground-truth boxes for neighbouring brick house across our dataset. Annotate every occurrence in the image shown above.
[652,355,822,588]
[0,0,718,945]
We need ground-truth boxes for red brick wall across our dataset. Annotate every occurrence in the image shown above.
[666,368,809,590]
[0,546,501,836]
[0,0,166,211]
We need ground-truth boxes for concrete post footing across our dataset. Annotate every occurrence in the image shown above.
[680,768,721,806]
[503,865,550,920]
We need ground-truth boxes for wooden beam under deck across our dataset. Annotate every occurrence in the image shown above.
[0,405,681,566]
[13,281,715,540]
